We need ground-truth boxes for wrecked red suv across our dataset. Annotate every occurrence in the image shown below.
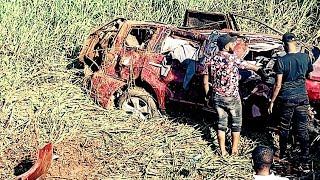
[79,10,319,119]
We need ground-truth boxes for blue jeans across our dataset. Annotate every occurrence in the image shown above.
[214,94,242,132]
[182,59,196,90]
[278,96,310,162]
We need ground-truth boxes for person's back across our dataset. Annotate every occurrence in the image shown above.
[210,51,243,97]
[269,33,313,169]
[275,52,312,99]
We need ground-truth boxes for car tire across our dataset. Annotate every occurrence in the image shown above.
[118,88,160,119]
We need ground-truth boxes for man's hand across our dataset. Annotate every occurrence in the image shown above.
[204,94,214,108]
[269,74,283,114]
[204,95,210,107]
[268,102,274,114]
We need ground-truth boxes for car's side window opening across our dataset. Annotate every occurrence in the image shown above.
[99,32,116,50]
[161,34,200,63]
[99,19,124,50]
[125,28,156,49]
[85,28,120,72]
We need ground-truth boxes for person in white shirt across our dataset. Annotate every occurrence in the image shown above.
[252,146,288,180]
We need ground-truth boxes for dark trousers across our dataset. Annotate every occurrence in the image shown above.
[278,97,310,163]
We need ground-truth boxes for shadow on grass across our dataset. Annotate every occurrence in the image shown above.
[164,106,219,153]
[64,45,85,86]
[13,156,34,176]
[165,105,320,177]
[65,45,84,70]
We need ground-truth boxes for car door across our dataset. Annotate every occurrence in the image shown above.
[116,25,159,80]
[156,29,206,107]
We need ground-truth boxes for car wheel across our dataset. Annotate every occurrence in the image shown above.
[118,88,160,119]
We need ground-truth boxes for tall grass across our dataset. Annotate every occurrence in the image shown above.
[0,0,319,179]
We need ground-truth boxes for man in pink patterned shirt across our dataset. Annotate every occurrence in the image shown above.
[203,34,267,156]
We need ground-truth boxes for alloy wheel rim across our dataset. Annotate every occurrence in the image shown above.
[122,96,150,118]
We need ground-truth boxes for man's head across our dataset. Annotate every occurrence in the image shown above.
[282,32,297,52]
[252,146,273,173]
[217,34,237,52]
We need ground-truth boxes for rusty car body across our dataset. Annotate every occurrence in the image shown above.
[79,10,320,120]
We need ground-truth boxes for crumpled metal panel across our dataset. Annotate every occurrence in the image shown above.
[233,39,249,59]
[140,54,173,109]
[91,71,126,108]
[310,58,320,81]
[79,34,100,63]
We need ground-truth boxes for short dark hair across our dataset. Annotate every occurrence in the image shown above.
[217,34,236,51]
[252,145,273,171]
[282,32,296,44]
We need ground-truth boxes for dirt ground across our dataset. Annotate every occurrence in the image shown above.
[8,115,320,180]
[46,139,102,179]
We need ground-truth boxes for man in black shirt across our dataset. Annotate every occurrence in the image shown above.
[268,33,313,167]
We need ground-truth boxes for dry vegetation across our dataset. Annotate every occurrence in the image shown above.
[0,0,319,179]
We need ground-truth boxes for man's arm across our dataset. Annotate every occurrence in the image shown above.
[268,74,283,113]
[233,53,259,71]
[240,61,268,79]
[242,62,260,71]
[270,74,283,103]
[268,58,284,114]
[233,54,267,77]
[306,55,314,78]
[201,57,210,98]
[203,74,210,97]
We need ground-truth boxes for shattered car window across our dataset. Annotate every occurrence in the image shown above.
[125,27,156,49]
[99,19,124,50]
[81,19,124,72]
[161,35,199,63]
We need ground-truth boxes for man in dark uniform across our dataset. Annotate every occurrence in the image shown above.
[268,33,313,167]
